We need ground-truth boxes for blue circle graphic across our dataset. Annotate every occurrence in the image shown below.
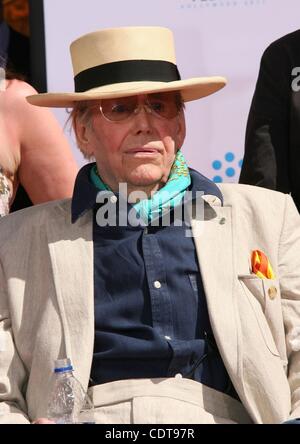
[213,176,223,183]
[225,167,235,178]
[211,151,242,182]
[212,160,222,170]
[225,152,235,162]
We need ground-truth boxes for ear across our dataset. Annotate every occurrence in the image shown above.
[73,114,94,158]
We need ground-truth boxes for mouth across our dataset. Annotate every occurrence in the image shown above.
[125,147,161,155]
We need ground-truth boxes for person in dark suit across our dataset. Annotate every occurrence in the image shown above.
[6,18,30,80]
[239,29,300,212]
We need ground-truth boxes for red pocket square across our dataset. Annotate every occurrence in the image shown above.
[251,250,275,279]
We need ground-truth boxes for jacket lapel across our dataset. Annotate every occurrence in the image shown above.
[46,201,94,390]
[190,197,242,394]
[191,196,273,422]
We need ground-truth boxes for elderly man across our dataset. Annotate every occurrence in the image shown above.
[0,26,300,424]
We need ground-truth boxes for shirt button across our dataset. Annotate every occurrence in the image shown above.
[154,280,161,289]
[175,373,183,379]
[110,195,118,204]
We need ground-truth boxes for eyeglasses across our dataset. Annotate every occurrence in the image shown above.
[98,92,182,122]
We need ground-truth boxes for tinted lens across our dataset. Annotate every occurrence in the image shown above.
[100,92,180,121]
[101,96,138,121]
[147,92,180,119]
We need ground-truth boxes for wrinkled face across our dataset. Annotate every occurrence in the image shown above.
[75,92,186,193]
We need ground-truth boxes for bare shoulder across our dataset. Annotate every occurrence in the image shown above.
[2,81,45,134]
[4,80,37,109]
[5,79,37,97]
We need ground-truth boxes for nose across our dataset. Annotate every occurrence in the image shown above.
[132,104,153,133]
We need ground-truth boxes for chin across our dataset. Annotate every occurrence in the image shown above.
[128,175,162,188]
[127,165,166,187]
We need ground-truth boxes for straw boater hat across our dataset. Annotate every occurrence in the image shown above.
[27,26,227,108]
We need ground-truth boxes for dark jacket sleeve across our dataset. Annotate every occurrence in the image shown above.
[7,26,30,81]
[239,39,291,193]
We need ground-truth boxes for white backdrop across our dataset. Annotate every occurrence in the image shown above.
[43,0,300,183]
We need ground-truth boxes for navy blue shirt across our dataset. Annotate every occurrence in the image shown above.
[72,163,237,398]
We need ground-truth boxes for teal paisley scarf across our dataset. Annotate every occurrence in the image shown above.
[90,150,191,224]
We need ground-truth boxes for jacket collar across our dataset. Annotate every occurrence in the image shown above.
[71,163,223,223]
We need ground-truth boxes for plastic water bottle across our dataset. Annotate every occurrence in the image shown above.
[47,358,94,424]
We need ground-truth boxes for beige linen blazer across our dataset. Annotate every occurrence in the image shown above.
[0,183,300,424]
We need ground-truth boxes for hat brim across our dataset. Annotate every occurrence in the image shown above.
[27,76,226,108]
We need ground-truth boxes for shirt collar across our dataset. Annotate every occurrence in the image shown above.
[189,168,223,205]
[71,163,223,223]
[71,163,99,223]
